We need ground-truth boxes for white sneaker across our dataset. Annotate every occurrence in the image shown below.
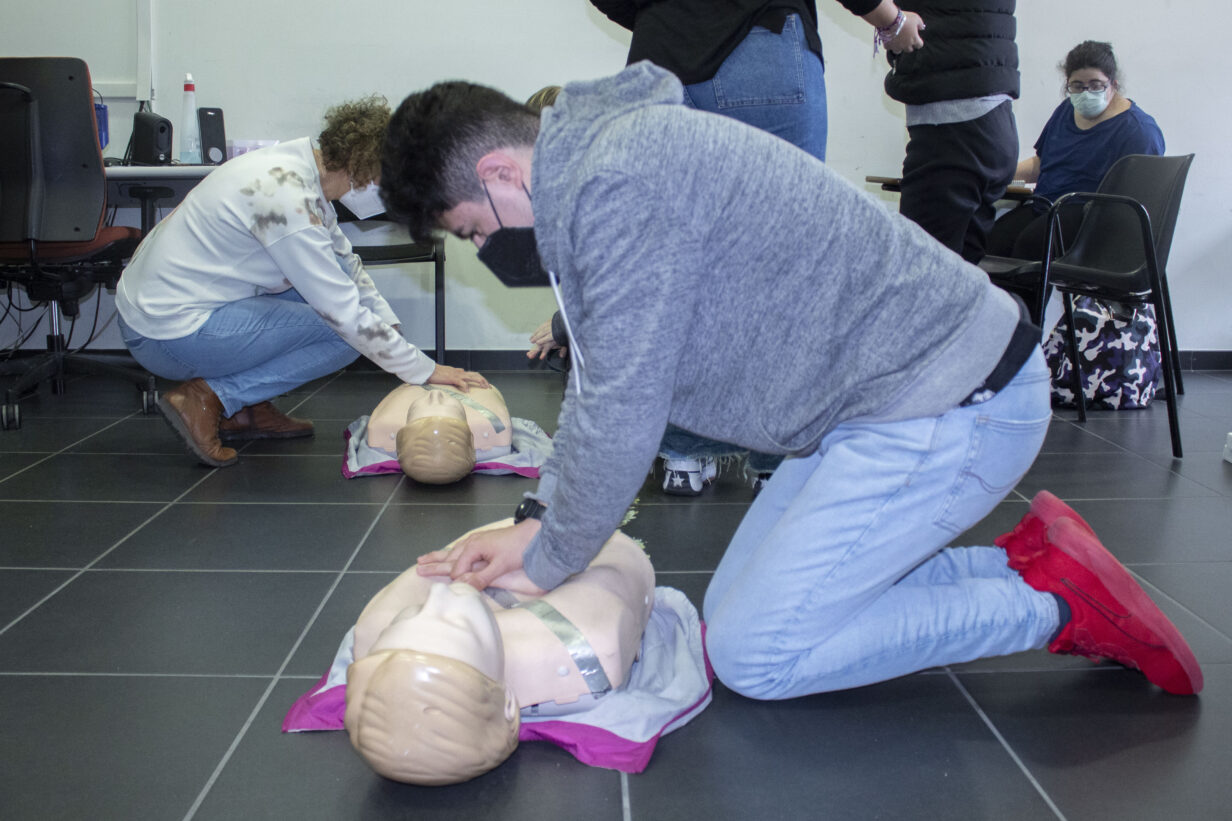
[662,457,717,496]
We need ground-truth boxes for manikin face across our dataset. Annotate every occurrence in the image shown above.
[370,581,504,683]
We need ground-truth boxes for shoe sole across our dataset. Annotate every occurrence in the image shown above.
[1028,490,1096,537]
[1011,516,1203,695]
[219,428,314,442]
[157,396,238,468]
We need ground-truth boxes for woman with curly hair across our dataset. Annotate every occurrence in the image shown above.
[116,96,486,467]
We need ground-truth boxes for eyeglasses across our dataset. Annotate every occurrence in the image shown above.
[1066,80,1109,93]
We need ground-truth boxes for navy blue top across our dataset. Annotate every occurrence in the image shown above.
[1032,99,1165,205]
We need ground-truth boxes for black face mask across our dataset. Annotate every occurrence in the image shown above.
[475,182,550,287]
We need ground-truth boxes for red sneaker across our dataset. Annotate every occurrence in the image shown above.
[996,495,1203,695]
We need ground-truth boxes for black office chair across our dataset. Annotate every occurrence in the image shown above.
[0,57,157,430]
[1044,153,1194,459]
[980,154,1193,458]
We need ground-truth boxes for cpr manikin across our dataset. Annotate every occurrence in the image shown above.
[367,383,513,484]
[345,522,655,785]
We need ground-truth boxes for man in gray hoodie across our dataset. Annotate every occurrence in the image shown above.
[381,63,1202,697]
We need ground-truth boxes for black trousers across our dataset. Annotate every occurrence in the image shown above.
[898,100,1018,263]
[986,200,1087,261]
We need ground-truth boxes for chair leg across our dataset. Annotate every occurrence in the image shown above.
[1157,273,1184,395]
[1152,293,1183,458]
[1062,293,1086,423]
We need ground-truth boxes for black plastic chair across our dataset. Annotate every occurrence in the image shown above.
[0,57,156,430]
[1044,154,1193,459]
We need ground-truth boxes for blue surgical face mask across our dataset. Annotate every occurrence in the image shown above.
[1069,89,1110,119]
[339,181,386,219]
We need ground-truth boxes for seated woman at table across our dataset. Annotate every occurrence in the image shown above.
[115,95,486,468]
[986,40,1164,260]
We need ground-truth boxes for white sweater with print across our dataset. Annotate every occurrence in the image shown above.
[115,138,435,385]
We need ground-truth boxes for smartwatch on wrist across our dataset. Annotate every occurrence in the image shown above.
[514,498,546,524]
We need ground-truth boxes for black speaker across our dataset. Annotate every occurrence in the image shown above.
[198,107,226,165]
[131,111,172,165]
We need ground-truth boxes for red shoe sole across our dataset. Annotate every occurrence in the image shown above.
[1028,490,1096,537]
[1009,516,1203,695]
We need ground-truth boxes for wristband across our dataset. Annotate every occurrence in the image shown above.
[874,9,905,56]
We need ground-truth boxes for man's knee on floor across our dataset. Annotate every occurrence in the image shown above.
[705,619,798,701]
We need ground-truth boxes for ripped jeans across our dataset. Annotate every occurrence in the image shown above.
[704,349,1057,698]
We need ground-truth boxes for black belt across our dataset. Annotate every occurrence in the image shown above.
[959,295,1040,407]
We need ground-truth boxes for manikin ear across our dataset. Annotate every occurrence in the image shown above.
[475,151,525,188]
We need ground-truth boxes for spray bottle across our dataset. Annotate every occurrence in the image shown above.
[179,73,202,164]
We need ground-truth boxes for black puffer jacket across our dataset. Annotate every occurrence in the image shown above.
[885,1,1018,104]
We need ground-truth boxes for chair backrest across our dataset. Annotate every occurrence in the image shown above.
[0,57,106,244]
[1058,154,1194,277]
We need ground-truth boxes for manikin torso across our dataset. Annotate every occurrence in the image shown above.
[368,383,513,456]
[352,522,655,708]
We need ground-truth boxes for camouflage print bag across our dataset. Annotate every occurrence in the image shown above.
[1043,296,1162,409]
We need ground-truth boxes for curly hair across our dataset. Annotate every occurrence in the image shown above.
[1061,41,1119,86]
[380,82,540,241]
[318,95,391,185]
[525,85,562,113]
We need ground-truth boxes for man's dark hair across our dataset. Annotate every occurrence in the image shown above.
[381,82,540,241]
[1062,41,1119,85]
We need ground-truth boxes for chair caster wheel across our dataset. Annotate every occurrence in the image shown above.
[1,403,20,430]
[142,390,160,414]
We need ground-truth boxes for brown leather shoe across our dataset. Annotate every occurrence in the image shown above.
[218,401,314,441]
[158,378,238,467]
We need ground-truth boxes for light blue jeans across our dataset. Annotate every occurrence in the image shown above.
[666,12,826,474]
[118,290,358,417]
[703,350,1059,699]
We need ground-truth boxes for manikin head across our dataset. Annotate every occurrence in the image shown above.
[395,390,475,484]
[345,581,520,785]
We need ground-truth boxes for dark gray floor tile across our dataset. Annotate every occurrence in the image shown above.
[193,678,625,821]
[0,453,214,501]
[5,374,148,419]
[1037,417,1131,454]
[630,678,1058,820]
[622,502,748,572]
[0,570,335,674]
[64,414,190,454]
[1016,452,1217,500]
[184,455,401,504]
[387,472,538,507]
[0,451,49,480]
[284,572,394,676]
[1135,562,1232,639]
[0,569,74,627]
[0,416,118,452]
[238,425,355,456]
[98,503,383,570]
[957,666,1231,821]
[1071,406,1230,459]
[1060,497,1232,563]
[0,674,269,821]
[1140,451,1232,497]
[0,500,164,566]
[352,503,513,571]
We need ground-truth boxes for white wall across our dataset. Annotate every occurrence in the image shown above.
[3,0,1228,353]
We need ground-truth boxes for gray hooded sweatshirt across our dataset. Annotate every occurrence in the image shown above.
[524,62,1019,589]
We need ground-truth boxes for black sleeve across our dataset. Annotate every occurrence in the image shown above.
[589,0,640,30]
[834,0,883,17]
[550,311,569,347]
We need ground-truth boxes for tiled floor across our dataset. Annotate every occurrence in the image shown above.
[2,366,1230,820]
